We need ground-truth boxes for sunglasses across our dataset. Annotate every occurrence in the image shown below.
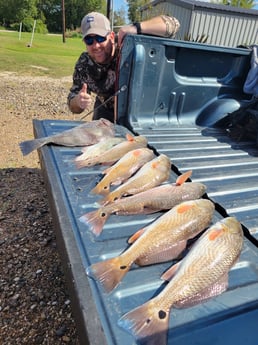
[84,35,107,46]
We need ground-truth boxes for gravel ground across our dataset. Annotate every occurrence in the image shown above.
[0,72,83,344]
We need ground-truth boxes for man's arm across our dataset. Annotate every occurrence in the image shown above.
[118,15,180,46]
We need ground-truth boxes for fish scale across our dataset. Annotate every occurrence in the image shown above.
[118,218,244,344]
[164,219,242,303]
[91,148,156,195]
[19,118,116,156]
[86,199,215,293]
[80,180,207,236]
[99,154,171,205]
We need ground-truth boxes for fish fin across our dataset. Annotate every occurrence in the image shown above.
[97,196,109,206]
[86,257,130,293]
[176,170,192,186]
[75,159,91,169]
[118,299,169,345]
[136,240,187,266]
[81,146,89,153]
[161,261,181,281]
[102,166,112,175]
[174,273,229,308]
[128,228,146,244]
[126,133,135,142]
[19,138,45,156]
[79,209,108,236]
[74,154,84,162]
[111,179,124,186]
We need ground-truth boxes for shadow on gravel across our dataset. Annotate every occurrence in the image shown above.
[0,167,79,344]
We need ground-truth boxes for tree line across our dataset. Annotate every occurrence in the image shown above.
[0,0,150,34]
[0,0,255,34]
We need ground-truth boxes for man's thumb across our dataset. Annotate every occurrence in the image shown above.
[81,83,87,94]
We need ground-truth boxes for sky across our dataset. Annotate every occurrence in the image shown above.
[112,0,128,12]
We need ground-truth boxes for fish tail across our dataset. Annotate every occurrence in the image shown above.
[75,159,92,169]
[75,160,85,169]
[79,209,108,236]
[19,138,44,156]
[118,299,169,345]
[86,257,130,293]
[91,182,110,196]
[98,191,119,206]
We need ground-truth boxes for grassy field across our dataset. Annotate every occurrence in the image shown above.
[0,30,84,78]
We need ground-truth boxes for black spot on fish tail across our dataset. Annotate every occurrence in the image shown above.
[158,310,167,320]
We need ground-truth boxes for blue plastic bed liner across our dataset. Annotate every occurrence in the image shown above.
[34,119,258,345]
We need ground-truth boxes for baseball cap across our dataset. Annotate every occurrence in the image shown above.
[81,12,111,39]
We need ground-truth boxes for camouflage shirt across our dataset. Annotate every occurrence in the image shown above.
[67,48,119,112]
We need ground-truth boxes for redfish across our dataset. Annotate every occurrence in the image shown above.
[86,199,214,293]
[74,137,125,164]
[91,148,156,195]
[99,154,171,205]
[75,133,148,168]
[19,118,115,156]
[118,217,243,345]
[79,172,206,236]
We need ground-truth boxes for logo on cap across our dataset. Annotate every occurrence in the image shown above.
[87,16,94,23]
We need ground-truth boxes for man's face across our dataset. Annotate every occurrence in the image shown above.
[85,32,115,64]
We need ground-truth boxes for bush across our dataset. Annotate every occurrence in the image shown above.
[10,18,48,34]
[65,29,82,39]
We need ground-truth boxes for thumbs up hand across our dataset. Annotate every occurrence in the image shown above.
[78,83,92,110]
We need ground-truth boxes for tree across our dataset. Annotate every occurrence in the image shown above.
[0,0,109,32]
[37,0,106,33]
[0,0,38,26]
[126,0,149,22]
[212,0,256,9]
[113,7,127,30]
[37,0,62,32]
[65,0,105,30]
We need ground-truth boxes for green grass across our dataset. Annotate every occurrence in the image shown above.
[0,30,85,78]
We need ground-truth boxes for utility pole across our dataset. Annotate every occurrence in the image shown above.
[62,0,66,43]
[107,0,111,19]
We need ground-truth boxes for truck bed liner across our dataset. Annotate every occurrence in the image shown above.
[134,124,258,242]
[34,118,258,345]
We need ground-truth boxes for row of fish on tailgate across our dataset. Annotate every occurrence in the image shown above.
[19,119,244,345]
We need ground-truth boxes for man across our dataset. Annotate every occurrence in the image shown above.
[67,12,180,122]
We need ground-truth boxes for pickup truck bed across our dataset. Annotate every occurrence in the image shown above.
[34,36,258,345]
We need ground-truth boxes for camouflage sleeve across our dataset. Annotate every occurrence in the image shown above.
[67,52,90,103]
[160,15,180,38]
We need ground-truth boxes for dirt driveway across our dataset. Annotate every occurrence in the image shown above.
[0,72,81,344]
